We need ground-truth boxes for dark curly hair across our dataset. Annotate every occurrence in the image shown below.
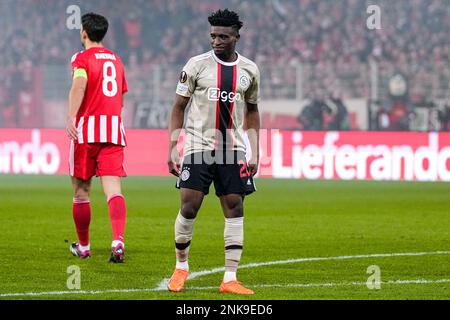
[208,9,243,34]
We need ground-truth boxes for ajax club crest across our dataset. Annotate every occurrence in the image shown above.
[181,169,190,181]
[239,74,250,90]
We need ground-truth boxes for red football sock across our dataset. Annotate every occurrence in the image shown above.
[108,194,127,243]
[73,199,91,246]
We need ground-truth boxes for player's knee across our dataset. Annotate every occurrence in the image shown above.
[73,192,89,202]
[180,202,200,219]
[224,200,243,218]
[74,185,90,200]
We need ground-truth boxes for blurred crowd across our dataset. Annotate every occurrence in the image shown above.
[298,91,351,131]
[0,0,449,130]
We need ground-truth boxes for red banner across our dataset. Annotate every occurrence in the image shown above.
[0,129,449,181]
[258,131,450,181]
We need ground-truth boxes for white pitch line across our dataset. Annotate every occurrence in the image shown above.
[0,288,160,298]
[2,250,450,298]
[156,250,450,290]
[2,278,450,298]
[189,278,450,290]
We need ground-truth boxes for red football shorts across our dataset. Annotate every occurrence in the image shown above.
[69,142,127,180]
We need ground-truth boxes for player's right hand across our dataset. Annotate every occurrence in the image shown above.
[66,116,78,140]
[167,151,181,177]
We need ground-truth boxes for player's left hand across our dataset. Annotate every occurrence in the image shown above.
[66,116,78,140]
[248,157,259,176]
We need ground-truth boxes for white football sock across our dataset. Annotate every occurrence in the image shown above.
[223,271,237,283]
[176,260,189,271]
[224,217,244,273]
[79,244,90,251]
[112,240,124,248]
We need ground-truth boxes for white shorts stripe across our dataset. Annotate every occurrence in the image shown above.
[120,122,126,146]
[77,117,84,143]
[69,140,75,176]
[87,116,95,143]
[100,115,107,143]
[111,116,119,144]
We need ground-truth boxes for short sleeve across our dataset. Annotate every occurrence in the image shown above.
[71,51,87,77]
[245,66,260,104]
[175,59,197,97]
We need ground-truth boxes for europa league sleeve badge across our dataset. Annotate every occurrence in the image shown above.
[179,71,188,83]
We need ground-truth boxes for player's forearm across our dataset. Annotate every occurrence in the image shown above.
[68,86,85,118]
[168,105,185,149]
[246,110,260,159]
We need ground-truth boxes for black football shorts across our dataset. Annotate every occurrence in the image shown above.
[176,151,256,196]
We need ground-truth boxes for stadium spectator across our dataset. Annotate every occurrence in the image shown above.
[389,100,410,131]
[439,97,450,131]
[2,1,449,73]
[297,91,330,130]
[1,0,450,130]
[325,92,350,131]
[376,107,390,131]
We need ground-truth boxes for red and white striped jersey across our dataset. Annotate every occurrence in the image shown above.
[71,47,128,146]
[75,115,126,146]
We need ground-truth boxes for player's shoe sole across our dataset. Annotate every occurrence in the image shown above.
[219,281,254,295]
[109,244,125,263]
[70,242,91,259]
[167,269,189,292]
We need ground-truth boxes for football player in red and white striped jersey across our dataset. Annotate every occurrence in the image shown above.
[66,12,128,263]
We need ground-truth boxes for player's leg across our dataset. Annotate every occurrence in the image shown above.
[69,141,96,259]
[215,151,255,294]
[221,193,244,281]
[168,188,204,292]
[168,151,212,292]
[70,176,92,259]
[218,194,253,295]
[97,144,127,263]
[100,175,126,253]
[101,175,126,246]
[176,188,204,267]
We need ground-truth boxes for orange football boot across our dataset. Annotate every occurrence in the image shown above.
[167,269,189,292]
[219,281,254,295]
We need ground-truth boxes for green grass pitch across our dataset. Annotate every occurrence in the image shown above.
[0,175,449,300]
